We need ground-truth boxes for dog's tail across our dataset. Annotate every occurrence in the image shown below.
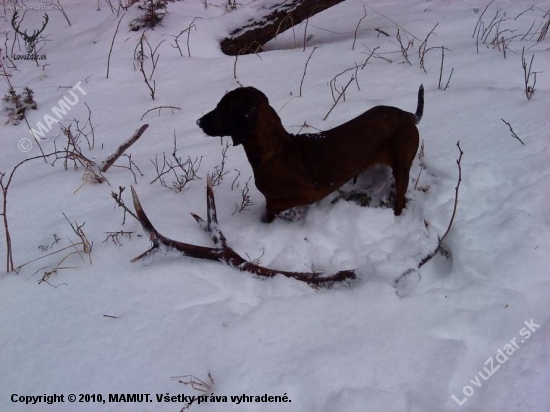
[414,84,424,125]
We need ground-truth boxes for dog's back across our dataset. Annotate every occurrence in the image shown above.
[290,89,423,201]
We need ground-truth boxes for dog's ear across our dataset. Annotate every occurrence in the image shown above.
[229,101,257,146]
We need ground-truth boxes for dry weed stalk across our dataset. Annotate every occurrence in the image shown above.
[211,141,230,186]
[396,28,413,65]
[150,133,202,192]
[170,18,198,57]
[106,13,125,79]
[172,373,214,411]
[109,153,144,184]
[299,46,318,97]
[103,230,134,246]
[418,23,438,72]
[232,176,253,214]
[521,47,537,100]
[56,123,104,183]
[134,32,164,100]
[437,47,453,90]
[15,213,92,281]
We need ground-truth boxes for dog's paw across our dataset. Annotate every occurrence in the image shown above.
[276,207,307,222]
[331,190,371,207]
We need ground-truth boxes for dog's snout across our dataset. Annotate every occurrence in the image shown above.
[196,118,202,127]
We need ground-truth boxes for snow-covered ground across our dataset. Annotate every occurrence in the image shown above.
[1,0,549,411]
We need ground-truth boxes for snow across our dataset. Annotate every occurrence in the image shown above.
[1,0,549,411]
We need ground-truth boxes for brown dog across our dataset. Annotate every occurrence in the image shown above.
[197,85,424,222]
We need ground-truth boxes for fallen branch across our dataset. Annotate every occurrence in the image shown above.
[125,175,356,286]
[100,124,149,172]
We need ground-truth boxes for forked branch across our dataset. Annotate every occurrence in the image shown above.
[127,176,356,286]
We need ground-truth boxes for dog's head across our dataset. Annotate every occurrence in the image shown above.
[196,87,269,146]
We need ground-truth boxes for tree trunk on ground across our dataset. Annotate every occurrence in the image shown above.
[220,0,346,56]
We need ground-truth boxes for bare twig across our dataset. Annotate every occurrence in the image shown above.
[302,15,310,51]
[500,118,525,145]
[111,186,138,222]
[352,6,367,51]
[172,374,214,393]
[514,4,535,20]
[233,52,239,81]
[169,18,198,57]
[53,0,72,26]
[140,106,181,120]
[324,76,354,121]
[375,28,390,37]
[417,141,463,268]
[439,142,463,243]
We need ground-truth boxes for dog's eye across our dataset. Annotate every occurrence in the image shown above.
[244,106,256,118]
